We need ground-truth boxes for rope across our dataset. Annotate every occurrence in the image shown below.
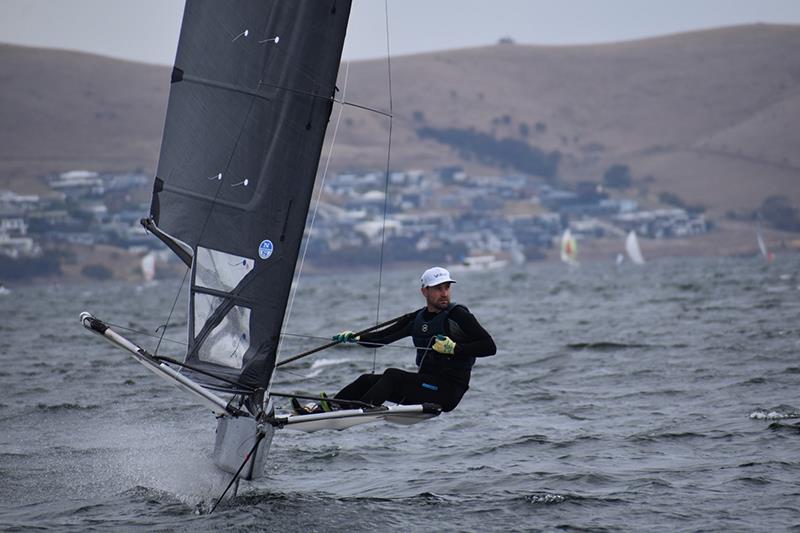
[373,0,394,373]
[154,266,190,356]
[101,319,187,347]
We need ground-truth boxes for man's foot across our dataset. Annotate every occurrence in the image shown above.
[290,393,336,415]
[290,397,308,415]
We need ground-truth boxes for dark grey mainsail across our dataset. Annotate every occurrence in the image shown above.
[147,0,352,390]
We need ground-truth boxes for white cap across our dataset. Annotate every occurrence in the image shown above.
[420,266,456,288]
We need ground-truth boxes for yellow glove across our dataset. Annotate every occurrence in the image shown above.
[432,335,456,355]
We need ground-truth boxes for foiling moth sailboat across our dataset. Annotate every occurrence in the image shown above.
[80,0,438,490]
[560,228,578,266]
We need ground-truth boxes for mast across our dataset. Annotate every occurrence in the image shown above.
[147,1,352,390]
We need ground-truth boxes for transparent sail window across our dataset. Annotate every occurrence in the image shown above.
[194,293,251,369]
[195,246,254,292]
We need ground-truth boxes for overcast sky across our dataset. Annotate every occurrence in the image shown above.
[1,0,799,64]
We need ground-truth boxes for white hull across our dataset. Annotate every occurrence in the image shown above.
[276,404,440,432]
[450,255,508,272]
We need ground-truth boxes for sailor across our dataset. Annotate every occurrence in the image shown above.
[295,266,496,414]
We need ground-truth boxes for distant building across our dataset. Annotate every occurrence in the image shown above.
[0,217,40,257]
[48,170,104,198]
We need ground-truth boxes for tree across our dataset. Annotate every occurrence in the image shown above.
[603,164,632,189]
[761,195,800,231]
[81,264,113,280]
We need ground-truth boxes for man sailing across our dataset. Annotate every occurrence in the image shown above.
[294,266,496,414]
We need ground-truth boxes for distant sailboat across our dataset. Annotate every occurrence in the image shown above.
[141,252,156,283]
[450,254,509,272]
[560,229,578,266]
[625,230,645,265]
[756,223,774,261]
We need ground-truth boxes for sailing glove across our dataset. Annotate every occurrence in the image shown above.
[433,335,456,355]
[332,330,359,343]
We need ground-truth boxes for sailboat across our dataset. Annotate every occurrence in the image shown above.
[624,230,645,265]
[560,228,578,266]
[140,251,156,283]
[756,223,774,261]
[450,254,509,272]
[80,1,438,492]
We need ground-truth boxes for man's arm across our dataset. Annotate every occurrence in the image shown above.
[448,306,496,358]
[357,312,415,348]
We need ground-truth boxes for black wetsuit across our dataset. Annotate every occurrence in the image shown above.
[334,304,496,412]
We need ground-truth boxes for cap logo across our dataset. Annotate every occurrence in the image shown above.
[421,266,455,287]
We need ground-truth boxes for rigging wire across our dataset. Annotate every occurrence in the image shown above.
[281,61,351,352]
[99,319,416,354]
[281,331,414,351]
[154,266,190,356]
[102,319,187,347]
[372,0,394,373]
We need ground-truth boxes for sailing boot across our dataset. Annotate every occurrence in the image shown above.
[291,397,314,415]
[319,392,333,412]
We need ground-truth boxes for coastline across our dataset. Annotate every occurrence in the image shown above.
[3,220,797,288]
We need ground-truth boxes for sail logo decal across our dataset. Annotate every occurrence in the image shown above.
[258,239,274,260]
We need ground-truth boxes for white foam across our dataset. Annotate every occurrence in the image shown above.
[749,409,800,420]
[305,357,353,377]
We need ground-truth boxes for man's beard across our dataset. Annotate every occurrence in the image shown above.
[431,297,449,310]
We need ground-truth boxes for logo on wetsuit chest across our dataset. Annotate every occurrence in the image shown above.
[421,323,429,332]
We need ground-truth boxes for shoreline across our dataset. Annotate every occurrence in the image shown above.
[3,220,798,288]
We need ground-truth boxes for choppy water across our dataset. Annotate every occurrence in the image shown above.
[1,255,799,531]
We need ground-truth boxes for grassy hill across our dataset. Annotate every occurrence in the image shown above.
[1,23,798,218]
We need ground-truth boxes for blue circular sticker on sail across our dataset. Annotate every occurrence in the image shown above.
[258,239,274,260]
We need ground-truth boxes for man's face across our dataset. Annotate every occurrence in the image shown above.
[422,282,451,311]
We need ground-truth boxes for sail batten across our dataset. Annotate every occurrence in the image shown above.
[151,0,352,390]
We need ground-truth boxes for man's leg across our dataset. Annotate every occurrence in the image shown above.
[334,373,382,405]
[362,369,467,411]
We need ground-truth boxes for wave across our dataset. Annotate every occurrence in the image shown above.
[522,492,569,505]
[304,357,355,378]
[750,405,800,420]
[35,402,101,412]
[628,430,707,442]
[550,434,604,449]
[463,433,551,456]
[566,341,651,351]
[767,421,800,433]
[310,357,353,369]
[237,489,578,509]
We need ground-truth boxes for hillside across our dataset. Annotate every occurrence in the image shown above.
[0,46,168,194]
[1,23,798,218]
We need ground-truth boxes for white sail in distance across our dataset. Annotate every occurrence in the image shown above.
[625,230,645,265]
[560,229,578,266]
